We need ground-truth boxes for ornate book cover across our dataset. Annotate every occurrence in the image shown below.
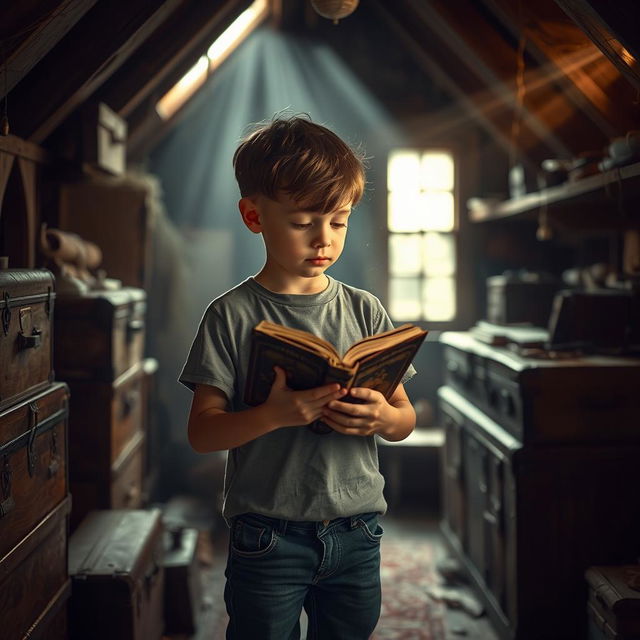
[244,321,427,433]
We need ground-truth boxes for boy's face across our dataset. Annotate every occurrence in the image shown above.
[240,192,351,285]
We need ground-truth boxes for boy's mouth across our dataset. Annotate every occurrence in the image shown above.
[307,257,331,265]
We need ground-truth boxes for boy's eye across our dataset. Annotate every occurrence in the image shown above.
[291,223,312,229]
[331,223,348,229]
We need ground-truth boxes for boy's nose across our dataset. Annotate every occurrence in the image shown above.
[313,230,331,247]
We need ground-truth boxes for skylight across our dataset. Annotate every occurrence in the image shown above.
[157,0,269,120]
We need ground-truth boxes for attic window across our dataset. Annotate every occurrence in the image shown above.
[387,149,457,322]
[156,0,269,120]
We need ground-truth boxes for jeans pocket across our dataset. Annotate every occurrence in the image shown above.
[357,513,384,544]
[231,514,278,558]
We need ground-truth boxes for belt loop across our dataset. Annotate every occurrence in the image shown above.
[278,518,288,535]
[350,515,359,529]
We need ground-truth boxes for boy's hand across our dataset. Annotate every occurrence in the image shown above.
[263,366,347,428]
[321,386,415,441]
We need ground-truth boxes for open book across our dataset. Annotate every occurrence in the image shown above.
[244,321,428,433]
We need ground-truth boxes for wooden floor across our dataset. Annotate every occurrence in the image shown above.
[162,498,500,640]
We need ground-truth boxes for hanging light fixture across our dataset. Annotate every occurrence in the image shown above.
[310,0,359,24]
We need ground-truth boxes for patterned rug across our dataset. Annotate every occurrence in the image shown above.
[373,538,447,639]
[187,531,446,640]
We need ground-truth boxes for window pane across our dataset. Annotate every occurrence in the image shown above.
[423,233,455,276]
[389,234,422,275]
[388,151,420,192]
[421,152,454,190]
[388,191,424,232]
[423,277,456,321]
[419,191,454,231]
[390,278,422,320]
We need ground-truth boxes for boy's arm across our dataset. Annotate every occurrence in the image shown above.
[188,367,347,453]
[320,383,416,442]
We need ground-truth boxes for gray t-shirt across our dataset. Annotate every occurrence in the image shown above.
[179,276,416,521]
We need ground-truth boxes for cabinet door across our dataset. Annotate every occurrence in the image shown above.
[465,433,487,579]
[483,454,507,614]
[441,406,466,550]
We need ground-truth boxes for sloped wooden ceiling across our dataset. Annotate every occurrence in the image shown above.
[0,0,253,145]
[372,0,638,165]
[1,0,637,163]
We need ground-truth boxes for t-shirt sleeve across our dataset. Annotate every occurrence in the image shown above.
[178,305,236,402]
[370,298,418,386]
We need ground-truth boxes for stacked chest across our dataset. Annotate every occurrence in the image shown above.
[438,332,640,640]
[53,288,156,530]
[0,268,71,639]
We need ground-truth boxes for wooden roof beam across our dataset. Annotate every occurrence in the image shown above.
[482,0,638,137]
[371,0,561,165]
[554,0,640,90]
[8,0,183,144]
[0,0,97,99]
[98,0,252,119]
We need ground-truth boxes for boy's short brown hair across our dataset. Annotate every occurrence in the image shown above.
[233,115,365,213]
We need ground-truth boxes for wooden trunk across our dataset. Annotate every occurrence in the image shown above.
[0,497,71,640]
[0,269,55,411]
[66,359,154,529]
[0,382,69,559]
[439,385,640,640]
[586,565,640,639]
[81,102,128,176]
[54,287,146,381]
[163,528,202,635]
[68,509,165,640]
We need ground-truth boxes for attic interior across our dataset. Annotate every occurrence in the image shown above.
[1,0,640,638]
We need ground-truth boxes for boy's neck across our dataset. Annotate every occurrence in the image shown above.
[253,271,329,295]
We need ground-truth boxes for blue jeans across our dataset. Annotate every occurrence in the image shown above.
[224,511,383,639]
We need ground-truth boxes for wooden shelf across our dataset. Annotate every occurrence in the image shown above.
[469,161,640,225]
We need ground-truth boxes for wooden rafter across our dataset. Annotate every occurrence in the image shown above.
[8,0,183,144]
[371,0,571,165]
[554,0,640,90]
[483,0,638,137]
[0,0,97,99]
[98,0,252,118]
[126,0,271,160]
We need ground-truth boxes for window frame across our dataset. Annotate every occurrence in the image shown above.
[382,144,465,331]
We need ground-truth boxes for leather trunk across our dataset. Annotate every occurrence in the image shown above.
[0,497,71,640]
[0,269,55,411]
[0,382,69,559]
[163,527,202,635]
[66,361,152,529]
[54,287,146,381]
[68,508,165,640]
[70,430,145,531]
[586,565,640,639]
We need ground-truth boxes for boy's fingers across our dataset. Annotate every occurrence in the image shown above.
[304,384,344,401]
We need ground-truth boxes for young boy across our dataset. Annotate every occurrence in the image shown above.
[180,115,418,639]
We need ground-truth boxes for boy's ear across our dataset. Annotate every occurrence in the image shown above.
[239,197,262,233]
